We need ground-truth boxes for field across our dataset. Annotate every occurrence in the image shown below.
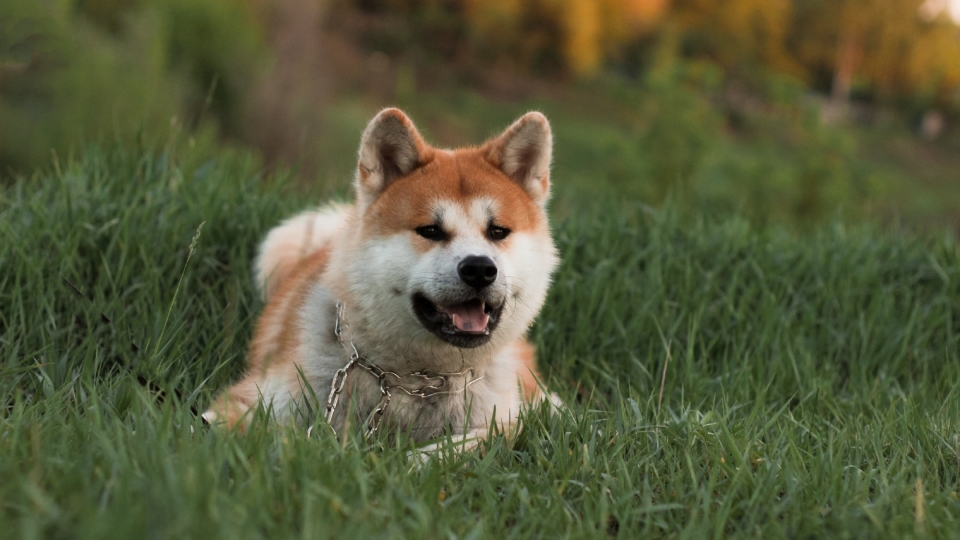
[2,128,960,538]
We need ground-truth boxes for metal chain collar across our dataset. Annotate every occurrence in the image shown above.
[323,302,484,438]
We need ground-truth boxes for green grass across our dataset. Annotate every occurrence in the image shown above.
[2,145,960,539]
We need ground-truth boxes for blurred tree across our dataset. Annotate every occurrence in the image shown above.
[668,0,803,78]
[4,0,960,175]
[344,0,960,108]
[0,0,180,171]
[244,0,332,168]
[639,52,723,198]
[78,0,144,33]
[460,0,669,76]
[559,0,602,75]
[906,16,960,106]
[159,0,269,135]
[0,0,270,173]
[792,0,960,107]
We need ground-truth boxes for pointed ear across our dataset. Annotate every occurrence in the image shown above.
[355,108,425,210]
[484,112,553,206]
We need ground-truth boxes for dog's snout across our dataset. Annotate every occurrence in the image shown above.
[458,255,498,290]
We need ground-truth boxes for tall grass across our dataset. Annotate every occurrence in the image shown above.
[1,146,959,538]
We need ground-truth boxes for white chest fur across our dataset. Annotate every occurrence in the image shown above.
[295,282,524,441]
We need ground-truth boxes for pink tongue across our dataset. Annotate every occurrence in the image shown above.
[448,302,489,333]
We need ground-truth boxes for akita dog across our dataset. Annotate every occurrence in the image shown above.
[203,108,559,445]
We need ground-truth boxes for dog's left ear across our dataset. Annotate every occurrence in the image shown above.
[484,112,553,207]
[356,108,426,210]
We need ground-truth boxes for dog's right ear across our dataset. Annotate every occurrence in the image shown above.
[482,112,553,207]
[355,108,425,210]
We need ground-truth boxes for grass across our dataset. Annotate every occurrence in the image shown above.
[2,144,960,539]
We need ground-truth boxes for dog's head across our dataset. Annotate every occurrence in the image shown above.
[345,108,558,352]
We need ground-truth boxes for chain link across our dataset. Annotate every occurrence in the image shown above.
[323,302,358,431]
[322,302,484,439]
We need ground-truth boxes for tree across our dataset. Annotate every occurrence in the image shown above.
[668,0,802,78]
[792,0,960,106]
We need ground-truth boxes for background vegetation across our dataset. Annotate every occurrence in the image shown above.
[2,0,960,228]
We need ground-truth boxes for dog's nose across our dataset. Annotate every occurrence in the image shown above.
[458,255,498,290]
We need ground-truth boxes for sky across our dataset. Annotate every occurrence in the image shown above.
[944,0,960,22]
[923,0,960,20]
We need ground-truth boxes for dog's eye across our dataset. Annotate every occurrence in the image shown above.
[415,225,447,241]
[487,225,511,241]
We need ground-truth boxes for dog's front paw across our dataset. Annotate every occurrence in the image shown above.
[202,394,254,431]
[405,430,485,467]
[546,391,565,411]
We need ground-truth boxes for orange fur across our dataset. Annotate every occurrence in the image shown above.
[366,149,547,239]
[514,340,546,402]
[208,248,330,428]
[249,248,331,371]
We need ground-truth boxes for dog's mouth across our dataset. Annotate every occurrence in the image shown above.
[412,293,503,348]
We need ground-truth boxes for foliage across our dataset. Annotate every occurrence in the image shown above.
[635,54,723,200]
[0,0,268,172]
[0,0,960,211]
[2,146,960,537]
[348,0,960,109]
[356,0,668,75]
[1,0,958,230]
[791,0,960,105]
[670,0,802,78]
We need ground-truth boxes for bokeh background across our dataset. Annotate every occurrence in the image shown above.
[3,0,960,229]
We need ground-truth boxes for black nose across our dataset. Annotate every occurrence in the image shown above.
[458,255,498,290]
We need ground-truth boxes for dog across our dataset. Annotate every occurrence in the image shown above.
[203,108,559,447]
